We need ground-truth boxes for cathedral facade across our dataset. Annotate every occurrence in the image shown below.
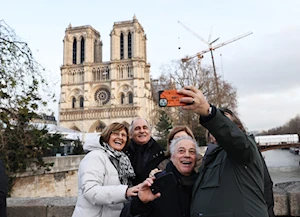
[59,16,155,132]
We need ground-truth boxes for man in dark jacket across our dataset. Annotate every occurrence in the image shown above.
[207,130,275,217]
[0,159,8,217]
[121,136,199,217]
[125,118,166,185]
[220,108,275,217]
[178,86,269,217]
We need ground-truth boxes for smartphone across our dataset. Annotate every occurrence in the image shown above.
[158,90,186,107]
[151,171,177,194]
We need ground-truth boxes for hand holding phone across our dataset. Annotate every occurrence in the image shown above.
[158,90,194,107]
[150,171,177,194]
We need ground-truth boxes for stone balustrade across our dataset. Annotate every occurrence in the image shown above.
[6,181,300,217]
[273,181,300,217]
[60,106,140,121]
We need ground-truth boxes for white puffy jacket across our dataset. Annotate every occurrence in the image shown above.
[72,134,128,217]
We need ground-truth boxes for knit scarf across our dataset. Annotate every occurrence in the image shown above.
[101,142,135,186]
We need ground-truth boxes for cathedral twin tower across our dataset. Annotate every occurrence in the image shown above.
[59,16,155,132]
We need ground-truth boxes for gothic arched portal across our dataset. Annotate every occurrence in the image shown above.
[89,120,107,133]
[71,126,81,132]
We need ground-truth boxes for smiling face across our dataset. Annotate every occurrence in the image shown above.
[108,128,128,151]
[171,139,197,176]
[130,118,151,145]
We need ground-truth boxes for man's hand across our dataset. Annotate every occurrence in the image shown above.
[126,184,141,197]
[177,86,211,116]
[138,177,161,203]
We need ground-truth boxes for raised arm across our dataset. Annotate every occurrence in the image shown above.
[201,108,255,163]
[178,86,256,164]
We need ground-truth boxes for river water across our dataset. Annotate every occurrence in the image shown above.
[199,147,300,185]
[263,149,300,184]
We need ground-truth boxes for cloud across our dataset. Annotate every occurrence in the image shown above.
[221,26,300,97]
[196,25,300,131]
[238,86,300,131]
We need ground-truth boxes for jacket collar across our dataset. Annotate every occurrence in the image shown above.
[166,161,197,187]
[127,137,163,153]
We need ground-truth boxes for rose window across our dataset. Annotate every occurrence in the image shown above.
[94,88,111,105]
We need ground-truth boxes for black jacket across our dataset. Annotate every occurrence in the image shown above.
[125,138,166,185]
[249,133,275,217]
[120,161,197,217]
[260,152,275,217]
[190,107,269,217]
[0,160,8,217]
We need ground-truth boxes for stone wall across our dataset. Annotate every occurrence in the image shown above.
[273,181,300,217]
[7,181,300,217]
[7,197,76,217]
[11,155,84,198]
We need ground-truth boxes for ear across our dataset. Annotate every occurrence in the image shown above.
[170,155,174,162]
[224,112,233,121]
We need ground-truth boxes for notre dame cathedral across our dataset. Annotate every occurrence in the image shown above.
[58,15,156,133]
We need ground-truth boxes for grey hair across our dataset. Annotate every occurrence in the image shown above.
[169,135,201,160]
[129,118,152,134]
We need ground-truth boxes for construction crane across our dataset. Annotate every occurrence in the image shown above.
[178,20,253,106]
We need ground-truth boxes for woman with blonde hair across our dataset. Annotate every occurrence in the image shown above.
[72,122,140,217]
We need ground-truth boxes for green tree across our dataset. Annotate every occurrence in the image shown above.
[155,110,173,148]
[0,20,63,194]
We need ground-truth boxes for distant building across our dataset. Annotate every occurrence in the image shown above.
[31,113,57,125]
[59,15,156,132]
[255,134,299,145]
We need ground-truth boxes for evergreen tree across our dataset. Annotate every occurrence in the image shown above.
[155,110,173,142]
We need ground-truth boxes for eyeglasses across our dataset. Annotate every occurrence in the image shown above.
[111,131,127,138]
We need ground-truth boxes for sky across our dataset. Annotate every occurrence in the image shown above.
[1,0,300,132]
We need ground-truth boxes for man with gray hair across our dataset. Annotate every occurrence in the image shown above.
[121,136,199,217]
[125,118,166,185]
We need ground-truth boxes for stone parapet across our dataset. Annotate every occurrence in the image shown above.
[10,155,85,198]
[7,197,76,217]
[274,181,300,217]
[7,181,300,217]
